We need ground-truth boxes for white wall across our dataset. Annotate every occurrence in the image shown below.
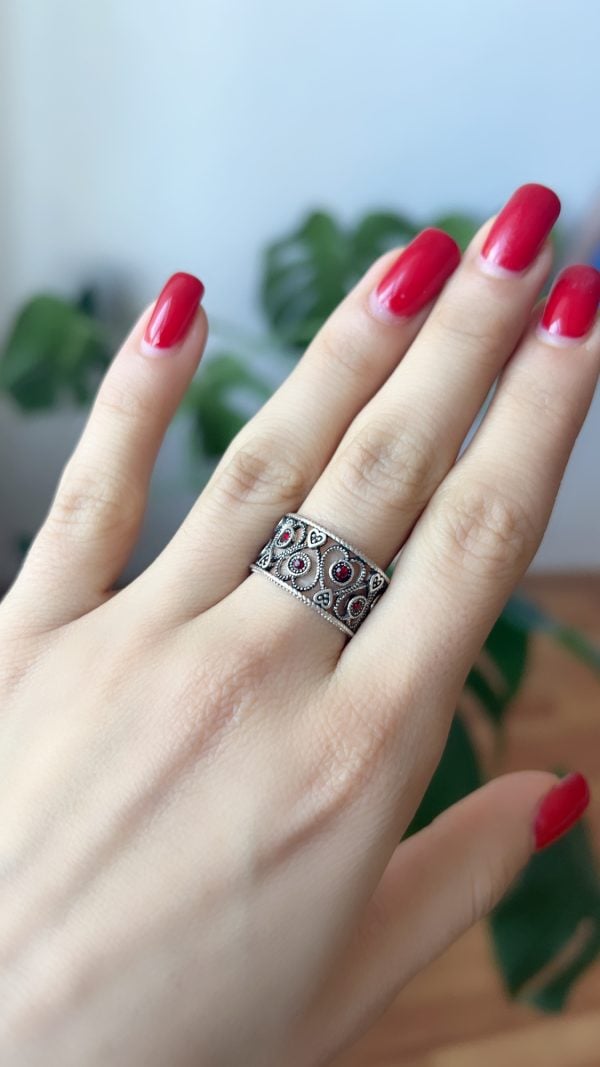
[1,0,600,581]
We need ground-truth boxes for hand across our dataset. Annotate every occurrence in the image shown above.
[1,184,597,1067]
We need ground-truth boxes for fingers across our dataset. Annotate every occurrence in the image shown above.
[300,183,559,568]
[143,232,460,618]
[354,263,600,698]
[10,273,206,631]
[238,184,558,661]
[298,771,589,1065]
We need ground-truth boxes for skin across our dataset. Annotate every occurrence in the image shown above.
[0,213,598,1066]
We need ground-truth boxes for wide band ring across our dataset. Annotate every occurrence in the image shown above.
[250,513,390,637]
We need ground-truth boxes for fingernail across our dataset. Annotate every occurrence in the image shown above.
[370,228,460,321]
[534,772,590,851]
[538,264,600,344]
[480,183,561,275]
[142,272,205,354]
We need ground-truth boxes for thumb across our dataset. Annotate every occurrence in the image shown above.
[299,771,590,1065]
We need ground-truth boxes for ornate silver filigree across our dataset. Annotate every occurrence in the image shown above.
[250,513,390,637]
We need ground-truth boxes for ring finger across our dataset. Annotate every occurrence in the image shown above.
[143,230,461,616]
[300,183,559,574]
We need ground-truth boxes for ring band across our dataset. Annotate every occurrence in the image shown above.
[250,513,390,637]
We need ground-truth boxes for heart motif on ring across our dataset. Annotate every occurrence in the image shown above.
[307,527,327,549]
[369,571,386,595]
[313,588,333,609]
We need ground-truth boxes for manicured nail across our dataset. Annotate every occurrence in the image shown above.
[370,228,460,321]
[142,272,204,354]
[480,183,561,274]
[534,772,590,851]
[539,264,600,343]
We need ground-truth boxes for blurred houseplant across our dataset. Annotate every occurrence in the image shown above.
[1,207,600,1011]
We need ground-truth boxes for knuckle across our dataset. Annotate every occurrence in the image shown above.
[336,418,437,512]
[503,377,582,439]
[0,634,28,696]
[465,851,514,925]
[96,376,154,424]
[47,463,143,542]
[304,681,392,816]
[214,436,310,509]
[465,865,496,926]
[432,482,539,578]
[2,944,83,1043]
[167,632,275,752]
[314,319,374,380]
[433,297,509,361]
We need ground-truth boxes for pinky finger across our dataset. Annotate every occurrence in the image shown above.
[8,272,206,631]
[296,771,589,1066]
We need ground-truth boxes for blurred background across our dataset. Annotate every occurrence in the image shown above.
[1,2,600,1063]
[2,0,600,584]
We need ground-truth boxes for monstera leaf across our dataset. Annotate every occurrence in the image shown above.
[505,594,600,674]
[430,212,480,251]
[260,207,480,349]
[185,352,272,458]
[408,600,600,1011]
[492,817,600,1012]
[406,714,482,838]
[465,612,529,727]
[0,292,110,409]
[261,212,353,348]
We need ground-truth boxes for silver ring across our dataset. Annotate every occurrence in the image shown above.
[250,513,390,637]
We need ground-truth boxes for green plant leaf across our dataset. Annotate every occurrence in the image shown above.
[261,211,350,348]
[405,714,482,838]
[465,667,506,721]
[504,595,600,675]
[350,211,419,271]
[0,294,110,410]
[466,613,530,726]
[184,352,271,458]
[430,212,481,251]
[259,208,484,350]
[75,286,98,317]
[490,817,600,1012]
[260,209,421,349]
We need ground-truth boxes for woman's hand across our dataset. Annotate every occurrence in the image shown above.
[1,185,597,1067]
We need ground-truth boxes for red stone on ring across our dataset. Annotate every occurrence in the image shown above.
[279,530,291,544]
[349,597,366,617]
[289,554,307,572]
[332,561,352,583]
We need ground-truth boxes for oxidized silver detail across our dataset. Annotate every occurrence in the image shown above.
[250,513,390,637]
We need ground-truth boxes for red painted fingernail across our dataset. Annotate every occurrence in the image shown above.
[142,272,204,352]
[540,264,600,341]
[481,183,561,274]
[534,773,590,851]
[371,228,460,320]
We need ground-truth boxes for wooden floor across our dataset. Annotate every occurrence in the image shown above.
[333,575,600,1067]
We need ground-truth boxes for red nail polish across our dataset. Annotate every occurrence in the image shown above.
[481,183,561,273]
[540,264,600,340]
[143,272,204,350]
[372,228,460,319]
[534,773,590,851]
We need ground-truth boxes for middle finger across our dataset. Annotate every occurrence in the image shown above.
[300,183,559,569]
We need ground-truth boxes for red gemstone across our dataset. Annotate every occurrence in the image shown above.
[279,530,291,543]
[333,562,352,583]
[290,554,306,572]
[349,597,366,616]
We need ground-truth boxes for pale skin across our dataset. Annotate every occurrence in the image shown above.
[1,205,599,1066]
